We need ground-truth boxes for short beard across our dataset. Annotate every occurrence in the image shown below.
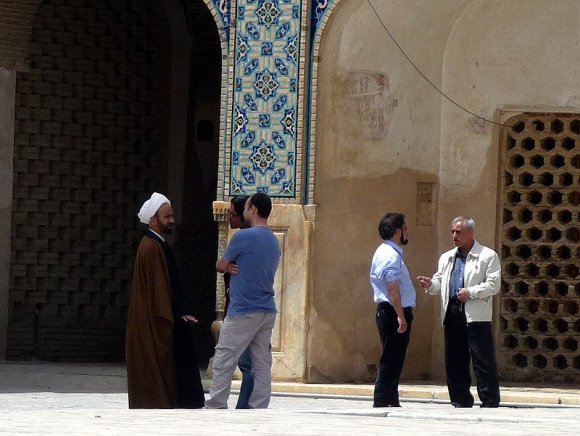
[161,223,174,235]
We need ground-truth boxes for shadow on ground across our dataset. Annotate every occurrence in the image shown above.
[0,361,127,394]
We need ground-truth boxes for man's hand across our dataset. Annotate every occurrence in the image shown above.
[397,316,408,333]
[226,263,239,275]
[457,288,470,302]
[181,315,198,324]
[417,275,432,289]
[216,259,230,273]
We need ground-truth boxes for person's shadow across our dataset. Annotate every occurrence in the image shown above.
[0,361,127,393]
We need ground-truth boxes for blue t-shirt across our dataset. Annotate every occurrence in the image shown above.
[224,226,280,316]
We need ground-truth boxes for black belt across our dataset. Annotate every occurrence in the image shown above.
[449,297,464,312]
[377,301,390,309]
[377,302,413,311]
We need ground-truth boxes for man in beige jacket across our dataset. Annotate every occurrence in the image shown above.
[417,216,501,408]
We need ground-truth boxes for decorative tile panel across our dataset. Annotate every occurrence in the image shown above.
[304,0,337,204]
[230,0,302,197]
[310,0,331,46]
[212,0,231,42]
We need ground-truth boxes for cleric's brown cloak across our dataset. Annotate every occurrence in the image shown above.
[126,233,176,408]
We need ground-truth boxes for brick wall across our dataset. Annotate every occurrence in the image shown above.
[9,0,170,361]
[0,0,41,71]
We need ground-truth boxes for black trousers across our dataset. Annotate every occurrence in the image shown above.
[374,302,413,407]
[173,321,206,409]
[444,302,500,407]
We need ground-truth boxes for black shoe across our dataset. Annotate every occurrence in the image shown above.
[373,403,401,408]
[451,401,473,408]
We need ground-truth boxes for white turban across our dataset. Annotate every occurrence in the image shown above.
[138,192,171,224]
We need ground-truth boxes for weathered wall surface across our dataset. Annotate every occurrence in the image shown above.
[308,0,471,382]
[309,0,580,383]
[440,0,580,236]
[440,0,580,383]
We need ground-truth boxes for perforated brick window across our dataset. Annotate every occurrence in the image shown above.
[499,114,579,383]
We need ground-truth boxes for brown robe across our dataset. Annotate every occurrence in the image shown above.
[126,233,177,408]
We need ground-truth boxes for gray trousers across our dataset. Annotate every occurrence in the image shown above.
[205,312,276,409]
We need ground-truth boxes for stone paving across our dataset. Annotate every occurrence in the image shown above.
[0,362,579,435]
[1,393,579,435]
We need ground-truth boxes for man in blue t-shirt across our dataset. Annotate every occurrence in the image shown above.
[223,195,254,409]
[205,193,280,409]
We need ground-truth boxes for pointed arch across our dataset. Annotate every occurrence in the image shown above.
[305,0,346,204]
[196,0,233,200]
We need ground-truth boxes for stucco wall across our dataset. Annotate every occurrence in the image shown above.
[440,0,580,233]
[439,0,580,381]
[309,0,580,382]
[442,7,580,242]
[308,0,470,382]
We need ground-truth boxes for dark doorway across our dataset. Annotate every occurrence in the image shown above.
[174,0,222,368]
[8,0,171,360]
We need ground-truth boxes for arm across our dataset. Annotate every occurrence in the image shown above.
[216,259,239,275]
[387,281,407,333]
[428,266,443,295]
[216,233,243,274]
[418,257,444,295]
[465,251,501,299]
[216,259,230,273]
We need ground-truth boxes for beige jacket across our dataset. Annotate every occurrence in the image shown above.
[426,241,501,324]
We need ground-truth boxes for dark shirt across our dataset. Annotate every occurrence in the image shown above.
[449,252,467,299]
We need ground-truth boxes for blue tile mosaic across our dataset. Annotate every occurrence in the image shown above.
[302,0,336,202]
[261,42,273,55]
[230,0,302,197]
[310,0,331,46]
[259,114,271,127]
[212,0,231,43]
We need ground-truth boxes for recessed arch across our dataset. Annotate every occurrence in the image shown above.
[306,0,347,204]
[4,0,227,365]
[193,0,232,203]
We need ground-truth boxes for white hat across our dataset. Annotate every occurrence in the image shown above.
[138,192,171,224]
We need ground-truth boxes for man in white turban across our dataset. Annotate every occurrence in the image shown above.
[126,192,205,409]
[137,192,171,225]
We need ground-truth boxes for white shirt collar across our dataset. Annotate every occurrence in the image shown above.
[149,229,165,242]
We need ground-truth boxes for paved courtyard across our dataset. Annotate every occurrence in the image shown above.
[0,362,578,435]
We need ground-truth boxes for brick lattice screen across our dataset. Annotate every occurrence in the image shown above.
[9,0,169,360]
[499,114,579,383]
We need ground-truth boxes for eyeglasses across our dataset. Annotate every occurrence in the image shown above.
[227,210,239,218]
